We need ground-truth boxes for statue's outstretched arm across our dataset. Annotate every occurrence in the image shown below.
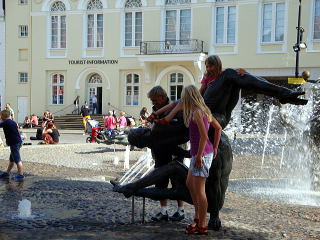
[225,68,308,105]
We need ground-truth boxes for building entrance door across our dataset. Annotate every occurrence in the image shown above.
[87,73,103,114]
[97,87,102,114]
[17,96,28,124]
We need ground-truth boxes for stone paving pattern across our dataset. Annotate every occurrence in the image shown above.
[0,130,319,239]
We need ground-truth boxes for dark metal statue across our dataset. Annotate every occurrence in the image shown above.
[111,68,307,230]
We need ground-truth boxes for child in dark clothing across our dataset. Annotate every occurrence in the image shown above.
[0,110,24,179]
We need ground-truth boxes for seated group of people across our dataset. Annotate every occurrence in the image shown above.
[40,111,55,127]
[41,121,60,144]
[22,111,54,129]
[29,118,59,144]
[21,114,39,128]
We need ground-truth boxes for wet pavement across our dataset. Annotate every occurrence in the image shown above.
[0,130,319,239]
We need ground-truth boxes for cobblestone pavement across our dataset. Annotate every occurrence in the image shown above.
[0,130,319,240]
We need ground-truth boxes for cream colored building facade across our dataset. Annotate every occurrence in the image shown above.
[4,0,320,123]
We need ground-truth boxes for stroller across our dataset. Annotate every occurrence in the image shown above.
[86,119,103,143]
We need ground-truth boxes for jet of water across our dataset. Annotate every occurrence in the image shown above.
[261,105,275,168]
[18,199,32,219]
[124,145,130,169]
[113,156,119,165]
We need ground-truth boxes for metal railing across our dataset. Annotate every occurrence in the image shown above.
[51,103,76,116]
[139,39,204,55]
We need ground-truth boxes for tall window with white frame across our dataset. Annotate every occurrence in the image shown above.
[125,73,139,106]
[19,73,28,83]
[169,73,183,101]
[165,0,191,45]
[87,0,103,48]
[19,25,28,37]
[50,1,66,49]
[51,74,64,105]
[261,2,285,43]
[215,5,236,44]
[124,0,142,47]
[314,0,320,39]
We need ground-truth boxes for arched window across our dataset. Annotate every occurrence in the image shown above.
[87,0,104,48]
[125,0,142,47]
[125,0,142,8]
[165,0,190,5]
[125,73,139,106]
[169,73,183,101]
[51,1,66,11]
[87,0,103,10]
[50,1,66,48]
[51,74,64,104]
[88,73,102,83]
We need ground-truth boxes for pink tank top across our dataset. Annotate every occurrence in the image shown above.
[119,116,126,127]
[189,113,213,156]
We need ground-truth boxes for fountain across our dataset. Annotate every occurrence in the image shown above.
[124,145,130,169]
[228,83,320,206]
[119,148,153,185]
[18,199,32,219]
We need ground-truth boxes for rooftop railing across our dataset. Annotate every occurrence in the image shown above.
[139,39,204,55]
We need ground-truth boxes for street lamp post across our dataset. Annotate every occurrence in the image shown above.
[293,0,307,78]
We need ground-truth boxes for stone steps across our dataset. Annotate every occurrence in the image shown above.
[54,114,104,130]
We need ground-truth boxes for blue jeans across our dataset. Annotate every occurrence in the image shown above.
[9,143,22,163]
[92,103,97,115]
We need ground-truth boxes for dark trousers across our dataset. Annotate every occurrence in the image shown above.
[92,103,98,115]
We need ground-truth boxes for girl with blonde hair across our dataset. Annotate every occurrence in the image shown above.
[182,85,222,235]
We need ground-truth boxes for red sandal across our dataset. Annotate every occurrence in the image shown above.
[185,219,199,234]
[196,225,208,235]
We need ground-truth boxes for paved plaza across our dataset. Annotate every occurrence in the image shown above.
[0,129,319,240]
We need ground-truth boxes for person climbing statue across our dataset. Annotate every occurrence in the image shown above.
[112,55,307,231]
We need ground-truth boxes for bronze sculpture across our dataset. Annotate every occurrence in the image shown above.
[112,69,307,230]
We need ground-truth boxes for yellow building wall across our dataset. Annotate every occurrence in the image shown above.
[4,0,320,121]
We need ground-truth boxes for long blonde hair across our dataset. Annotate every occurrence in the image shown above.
[181,85,213,127]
